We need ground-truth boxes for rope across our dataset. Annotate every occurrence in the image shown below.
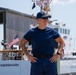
[50,0,53,16]
[31,0,37,26]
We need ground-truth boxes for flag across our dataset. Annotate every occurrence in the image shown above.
[32,2,36,9]
[8,35,19,48]
[36,1,42,6]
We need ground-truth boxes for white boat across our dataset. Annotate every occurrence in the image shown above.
[48,23,76,75]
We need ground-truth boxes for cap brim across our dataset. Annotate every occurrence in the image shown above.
[42,15,51,19]
[36,15,51,19]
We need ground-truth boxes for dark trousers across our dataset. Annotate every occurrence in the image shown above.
[30,57,58,75]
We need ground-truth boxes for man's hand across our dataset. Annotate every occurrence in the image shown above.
[49,54,60,63]
[26,54,37,63]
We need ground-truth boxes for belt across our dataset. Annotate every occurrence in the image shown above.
[33,54,53,58]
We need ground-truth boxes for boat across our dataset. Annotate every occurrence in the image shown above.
[48,23,76,75]
[0,0,76,75]
[0,22,76,75]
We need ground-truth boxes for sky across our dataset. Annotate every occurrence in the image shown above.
[0,0,76,36]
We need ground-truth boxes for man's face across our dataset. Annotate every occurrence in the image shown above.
[38,18,48,25]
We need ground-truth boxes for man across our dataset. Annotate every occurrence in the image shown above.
[20,11,65,75]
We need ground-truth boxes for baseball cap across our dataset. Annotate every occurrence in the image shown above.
[36,11,51,19]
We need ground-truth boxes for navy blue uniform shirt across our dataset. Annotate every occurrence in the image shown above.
[23,27,60,56]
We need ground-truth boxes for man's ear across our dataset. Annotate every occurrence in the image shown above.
[37,19,39,21]
[37,19,40,21]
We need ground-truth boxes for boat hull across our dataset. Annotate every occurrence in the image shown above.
[0,60,76,75]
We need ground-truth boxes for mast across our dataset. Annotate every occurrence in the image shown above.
[31,0,53,26]
[32,0,52,13]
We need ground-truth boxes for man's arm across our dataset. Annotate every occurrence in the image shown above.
[55,36,65,54]
[20,38,29,56]
[50,36,65,62]
[20,38,37,62]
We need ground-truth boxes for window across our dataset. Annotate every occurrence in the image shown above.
[60,28,62,33]
[68,29,70,35]
[65,29,67,34]
[63,29,65,34]
[54,28,58,32]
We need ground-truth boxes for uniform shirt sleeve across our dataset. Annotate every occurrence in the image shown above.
[23,30,32,42]
[53,29,60,39]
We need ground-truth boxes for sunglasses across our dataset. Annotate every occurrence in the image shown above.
[42,17,48,19]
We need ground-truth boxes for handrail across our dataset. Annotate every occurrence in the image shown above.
[0,50,22,52]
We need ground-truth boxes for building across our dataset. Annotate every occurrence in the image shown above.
[0,7,36,49]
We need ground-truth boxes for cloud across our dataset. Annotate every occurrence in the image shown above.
[69,0,76,3]
[52,0,65,5]
[52,0,76,5]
